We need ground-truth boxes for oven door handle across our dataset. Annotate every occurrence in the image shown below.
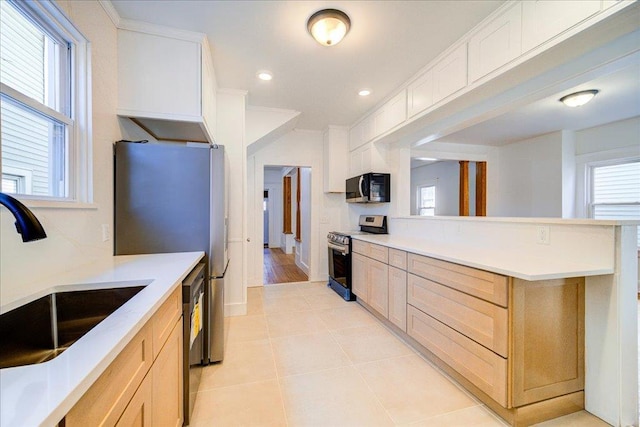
[328,242,349,255]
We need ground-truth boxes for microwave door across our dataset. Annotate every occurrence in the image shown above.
[358,175,365,201]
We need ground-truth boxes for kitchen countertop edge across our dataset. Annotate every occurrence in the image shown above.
[0,251,205,427]
[352,235,613,281]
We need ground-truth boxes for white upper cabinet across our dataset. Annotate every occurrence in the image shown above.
[432,43,468,104]
[468,2,523,83]
[380,90,407,134]
[407,69,434,118]
[118,23,217,143]
[521,1,601,53]
[323,126,349,193]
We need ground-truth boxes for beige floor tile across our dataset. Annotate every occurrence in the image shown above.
[409,405,508,426]
[190,379,287,426]
[266,310,328,337]
[303,292,351,309]
[280,366,395,426]
[532,410,611,426]
[246,290,264,315]
[226,314,269,343]
[262,283,304,299]
[271,331,352,377]
[316,304,378,330]
[198,339,276,390]
[263,295,313,314]
[356,354,478,424]
[332,324,413,364]
[298,282,336,297]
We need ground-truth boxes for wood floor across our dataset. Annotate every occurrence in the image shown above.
[263,248,308,284]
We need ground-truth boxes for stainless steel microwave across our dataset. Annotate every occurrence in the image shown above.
[345,173,390,203]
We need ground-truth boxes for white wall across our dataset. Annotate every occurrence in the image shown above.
[217,89,247,316]
[1,1,117,306]
[295,167,311,275]
[264,168,282,248]
[489,132,564,217]
[248,129,344,286]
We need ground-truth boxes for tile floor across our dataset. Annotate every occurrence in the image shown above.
[189,281,612,427]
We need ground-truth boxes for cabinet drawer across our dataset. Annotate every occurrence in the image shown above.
[407,305,507,406]
[368,243,389,264]
[352,239,368,256]
[65,323,153,426]
[408,274,508,357]
[153,286,182,359]
[352,240,389,264]
[408,253,509,307]
[388,266,407,331]
[388,248,407,270]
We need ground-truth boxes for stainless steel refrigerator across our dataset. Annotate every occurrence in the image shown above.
[114,140,227,365]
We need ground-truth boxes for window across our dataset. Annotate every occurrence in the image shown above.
[590,159,640,246]
[0,0,90,203]
[418,185,436,216]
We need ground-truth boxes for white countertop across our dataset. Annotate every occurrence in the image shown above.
[0,251,204,427]
[353,235,613,281]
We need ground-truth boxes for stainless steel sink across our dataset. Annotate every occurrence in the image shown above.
[0,285,145,369]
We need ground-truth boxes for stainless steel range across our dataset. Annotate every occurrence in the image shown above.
[327,215,388,300]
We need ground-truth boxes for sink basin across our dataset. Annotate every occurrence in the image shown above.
[0,285,145,369]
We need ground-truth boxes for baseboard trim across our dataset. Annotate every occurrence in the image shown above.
[225,302,247,317]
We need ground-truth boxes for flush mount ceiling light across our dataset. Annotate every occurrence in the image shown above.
[307,9,351,46]
[358,89,371,97]
[559,89,599,107]
[257,70,273,81]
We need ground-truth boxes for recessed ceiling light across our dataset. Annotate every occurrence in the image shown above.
[307,9,351,46]
[416,157,438,161]
[358,89,371,97]
[559,89,598,107]
[257,71,273,81]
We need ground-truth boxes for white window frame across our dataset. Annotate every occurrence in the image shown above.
[0,0,92,207]
[417,183,436,216]
[585,156,640,218]
[2,165,33,194]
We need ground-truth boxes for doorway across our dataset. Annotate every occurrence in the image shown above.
[262,166,310,285]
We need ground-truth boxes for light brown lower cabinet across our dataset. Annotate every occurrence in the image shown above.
[353,242,586,426]
[352,252,368,302]
[64,286,183,427]
[116,373,152,427]
[152,320,184,427]
[388,266,407,331]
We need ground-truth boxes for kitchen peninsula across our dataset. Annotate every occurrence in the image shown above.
[0,251,204,427]
[351,216,637,427]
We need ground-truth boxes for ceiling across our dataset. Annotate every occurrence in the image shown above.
[110,0,504,131]
[433,62,640,147]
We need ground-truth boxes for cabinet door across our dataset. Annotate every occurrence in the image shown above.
[432,44,468,104]
[201,43,217,139]
[349,121,365,151]
[468,2,522,82]
[65,324,153,426]
[323,126,349,193]
[407,69,433,118]
[368,259,389,318]
[388,266,407,331]
[522,1,601,52]
[118,30,201,118]
[152,319,184,427]
[511,277,585,407]
[352,253,368,303]
[116,373,153,427]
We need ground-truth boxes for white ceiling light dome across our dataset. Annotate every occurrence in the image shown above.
[307,9,351,46]
[559,90,599,107]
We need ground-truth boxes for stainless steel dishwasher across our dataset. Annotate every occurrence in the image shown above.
[182,263,205,425]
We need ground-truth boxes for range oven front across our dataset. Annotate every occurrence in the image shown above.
[327,233,354,301]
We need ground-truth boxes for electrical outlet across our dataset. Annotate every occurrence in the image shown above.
[101,224,111,242]
[536,226,550,245]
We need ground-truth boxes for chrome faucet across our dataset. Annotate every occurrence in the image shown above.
[0,192,47,242]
